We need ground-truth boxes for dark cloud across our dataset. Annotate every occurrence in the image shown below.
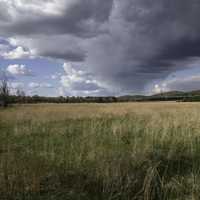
[11,35,87,62]
[0,0,113,38]
[1,0,200,94]
[0,2,10,22]
[160,38,200,61]
[40,49,86,62]
[83,0,200,93]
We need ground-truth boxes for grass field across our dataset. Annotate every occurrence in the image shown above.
[1,102,200,200]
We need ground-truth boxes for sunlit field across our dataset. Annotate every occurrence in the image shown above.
[1,102,200,200]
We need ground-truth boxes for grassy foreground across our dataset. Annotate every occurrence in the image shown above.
[0,102,200,200]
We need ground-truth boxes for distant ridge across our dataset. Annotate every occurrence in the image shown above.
[152,91,185,97]
[151,90,200,98]
[119,90,200,102]
[4,89,200,105]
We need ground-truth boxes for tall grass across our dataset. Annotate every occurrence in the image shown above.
[0,103,200,199]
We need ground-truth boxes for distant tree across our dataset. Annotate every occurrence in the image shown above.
[0,73,10,107]
[16,89,25,97]
[16,89,26,104]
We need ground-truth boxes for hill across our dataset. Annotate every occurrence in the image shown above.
[2,89,200,106]
[152,91,186,97]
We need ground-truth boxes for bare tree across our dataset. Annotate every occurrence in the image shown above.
[0,73,10,107]
[16,89,25,97]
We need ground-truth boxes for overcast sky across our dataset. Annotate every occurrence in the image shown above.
[1,0,200,96]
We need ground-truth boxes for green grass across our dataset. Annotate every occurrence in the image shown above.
[1,103,200,199]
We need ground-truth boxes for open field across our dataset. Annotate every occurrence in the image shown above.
[1,102,200,199]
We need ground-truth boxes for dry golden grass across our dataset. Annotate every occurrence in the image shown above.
[1,102,200,121]
[1,102,200,200]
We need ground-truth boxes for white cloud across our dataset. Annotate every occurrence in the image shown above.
[152,83,168,94]
[51,75,57,80]
[51,72,62,80]
[7,64,32,75]
[0,38,35,60]
[29,82,40,89]
[29,82,53,89]
[8,81,24,94]
[0,44,9,52]
[9,82,24,89]
[40,83,53,88]
[1,0,66,17]
[61,63,88,88]
[8,38,18,46]
[60,63,105,95]
[58,62,118,96]
[5,35,85,62]
[3,46,33,59]
[58,87,67,96]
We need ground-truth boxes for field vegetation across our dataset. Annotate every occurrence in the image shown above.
[0,102,200,199]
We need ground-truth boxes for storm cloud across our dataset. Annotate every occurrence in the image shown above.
[0,0,113,37]
[1,0,200,95]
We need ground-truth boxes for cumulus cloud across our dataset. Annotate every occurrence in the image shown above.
[60,63,102,94]
[7,35,86,61]
[2,46,33,59]
[59,63,113,96]
[0,38,35,59]
[152,84,168,94]
[29,82,40,89]
[7,64,32,76]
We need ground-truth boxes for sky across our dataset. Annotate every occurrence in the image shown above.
[1,0,200,97]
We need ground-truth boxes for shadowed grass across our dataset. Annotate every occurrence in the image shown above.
[0,103,200,199]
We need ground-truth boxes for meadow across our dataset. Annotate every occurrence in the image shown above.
[0,102,200,200]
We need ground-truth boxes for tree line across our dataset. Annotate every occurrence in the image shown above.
[1,76,200,107]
